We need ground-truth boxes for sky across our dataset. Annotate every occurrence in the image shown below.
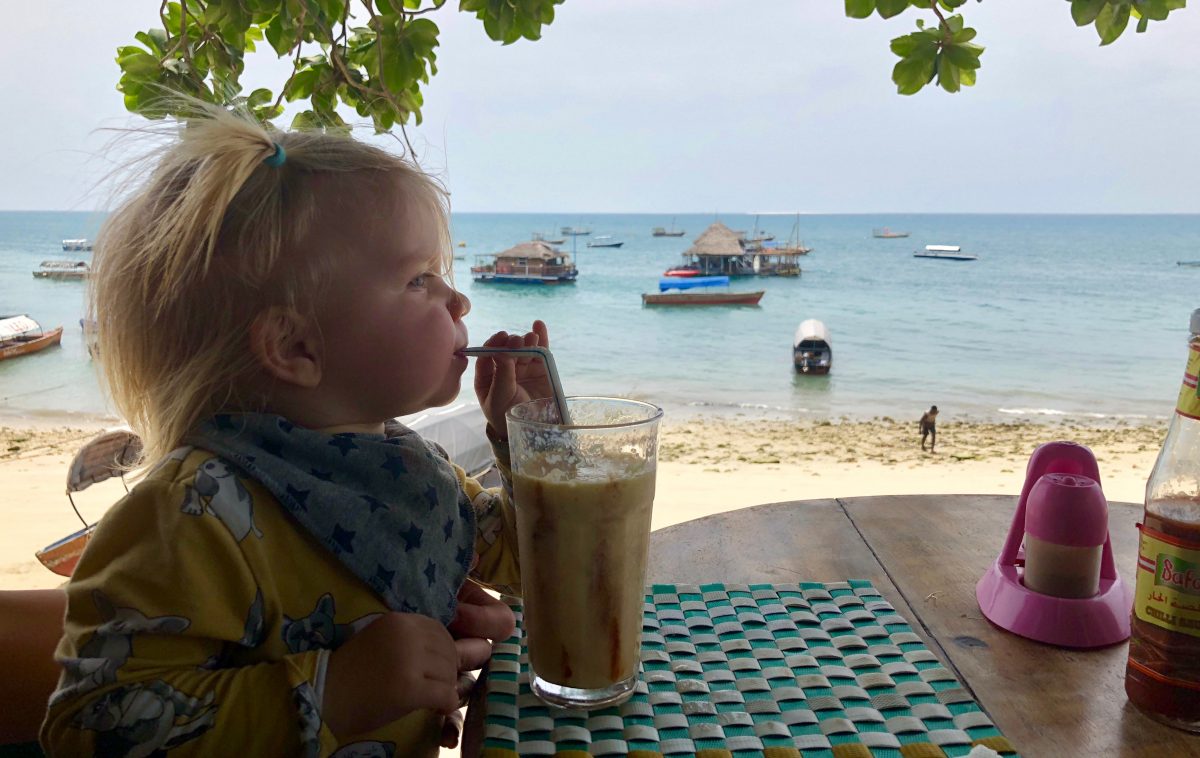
[3,1,1199,213]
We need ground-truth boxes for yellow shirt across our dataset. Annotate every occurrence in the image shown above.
[41,443,521,757]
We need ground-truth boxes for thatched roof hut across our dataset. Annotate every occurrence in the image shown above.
[495,241,567,261]
[684,222,743,257]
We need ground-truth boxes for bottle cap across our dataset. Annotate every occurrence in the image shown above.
[1191,308,1200,335]
[1024,473,1108,547]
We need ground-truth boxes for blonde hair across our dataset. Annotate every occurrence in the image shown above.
[91,103,450,464]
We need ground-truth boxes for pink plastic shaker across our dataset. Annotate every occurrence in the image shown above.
[1022,473,1109,598]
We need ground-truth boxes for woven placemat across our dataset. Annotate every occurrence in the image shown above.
[479,581,1018,757]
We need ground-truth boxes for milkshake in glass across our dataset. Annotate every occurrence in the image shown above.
[507,396,662,708]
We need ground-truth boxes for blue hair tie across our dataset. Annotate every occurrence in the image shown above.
[263,142,286,168]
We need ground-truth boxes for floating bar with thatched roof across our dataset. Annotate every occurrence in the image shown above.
[471,241,578,285]
[673,221,803,277]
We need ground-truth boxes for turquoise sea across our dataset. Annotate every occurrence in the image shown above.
[1,211,1197,426]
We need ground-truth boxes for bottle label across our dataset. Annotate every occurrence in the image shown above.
[1134,524,1200,638]
[1175,345,1200,419]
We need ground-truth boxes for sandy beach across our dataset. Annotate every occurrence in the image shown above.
[0,414,1166,591]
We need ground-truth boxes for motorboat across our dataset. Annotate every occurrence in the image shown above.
[793,319,832,375]
[586,235,624,248]
[914,244,978,261]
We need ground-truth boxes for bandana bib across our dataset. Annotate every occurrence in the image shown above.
[190,414,475,623]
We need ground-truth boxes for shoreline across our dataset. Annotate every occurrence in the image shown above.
[2,414,1164,591]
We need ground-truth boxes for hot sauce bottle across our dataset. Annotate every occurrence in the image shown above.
[1125,308,1200,732]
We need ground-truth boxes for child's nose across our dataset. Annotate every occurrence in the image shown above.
[450,289,470,319]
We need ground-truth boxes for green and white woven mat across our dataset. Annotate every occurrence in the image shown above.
[479,581,1017,758]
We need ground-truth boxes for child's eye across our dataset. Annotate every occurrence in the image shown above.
[408,274,428,288]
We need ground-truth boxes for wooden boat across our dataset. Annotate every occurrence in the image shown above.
[33,260,90,279]
[794,319,832,375]
[652,218,687,237]
[0,315,63,361]
[914,244,978,261]
[61,238,93,251]
[872,227,910,238]
[586,235,624,248]
[531,232,565,245]
[642,275,764,306]
[471,242,578,284]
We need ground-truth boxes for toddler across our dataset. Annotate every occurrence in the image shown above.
[41,104,547,756]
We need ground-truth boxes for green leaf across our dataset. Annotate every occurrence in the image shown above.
[938,53,960,92]
[1071,0,1106,25]
[1137,13,1150,30]
[943,42,982,69]
[944,14,964,34]
[845,0,876,19]
[875,0,909,18]
[117,46,162,78]
[893,54,935,95]
[245,87,273,108]
[1096,2,1132,44]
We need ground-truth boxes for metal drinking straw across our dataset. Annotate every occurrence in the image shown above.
[461,345,573,425]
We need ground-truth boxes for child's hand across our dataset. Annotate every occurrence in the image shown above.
[322,612,467,739]
[439,581,516,748]
[473,320,553,437]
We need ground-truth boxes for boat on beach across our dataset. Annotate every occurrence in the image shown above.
[33,260,90,280]
[642,275,764,306]
[0,315,64,361]
[872,228,910,238]
[914,244,978,261]
[586,235,624,248]
[793,319,832,375]
[471,241,578,284]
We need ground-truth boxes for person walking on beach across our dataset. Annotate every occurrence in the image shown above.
[43,103,548,756]
[920,405,939,452]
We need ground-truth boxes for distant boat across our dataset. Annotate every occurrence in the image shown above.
[1177,260,1200,267]
[652,218,687,237]
[62,239,93,251]
[1,314,63,361]
[471,242,578,285]
[33,260,90,280]
[872,227,910,238]
[642,275,764,306]
[914,244,978,261]
[586,235,624,248]
[561,226,591,236]
[663,265,701,277]
[532,232,565,245]
[793,319,832,375]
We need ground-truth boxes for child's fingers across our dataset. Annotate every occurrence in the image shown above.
[455,636,495,673]
[440,709,465,748]
[417,680,463,716]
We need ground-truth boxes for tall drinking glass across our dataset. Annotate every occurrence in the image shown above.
[507,396,662,709]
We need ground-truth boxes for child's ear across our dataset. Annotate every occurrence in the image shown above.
[249,307,322,388]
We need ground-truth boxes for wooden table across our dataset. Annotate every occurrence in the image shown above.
[645,495,1199,758]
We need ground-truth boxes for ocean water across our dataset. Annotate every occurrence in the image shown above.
[2,210,1197,426]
